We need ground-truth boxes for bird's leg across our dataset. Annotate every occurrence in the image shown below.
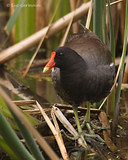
[85,103,94,134]
[82,103,110,130]
[81,103,105,142]
[72,106,88,149]
[81,102,92,128]
[85,102,90,122]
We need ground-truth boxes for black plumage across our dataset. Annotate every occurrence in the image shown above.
[50,29,115,106]
[43,28,115,106]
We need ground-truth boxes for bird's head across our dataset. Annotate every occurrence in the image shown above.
[43,46,85,73]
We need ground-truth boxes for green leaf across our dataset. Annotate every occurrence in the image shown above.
[12,112,45,160]
[107,0,115,61]
[0,112,35,160]
[106,0,115,117]
[0,96,39,128]
[115,1,128,103]
[5,0,26,35]
[0,136,20,160]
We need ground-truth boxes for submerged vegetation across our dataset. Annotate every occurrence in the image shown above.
[0,0,128,159]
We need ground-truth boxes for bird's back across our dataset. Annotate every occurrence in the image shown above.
[66,28,113,68]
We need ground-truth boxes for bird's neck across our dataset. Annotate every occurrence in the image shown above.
[61,58,87,73]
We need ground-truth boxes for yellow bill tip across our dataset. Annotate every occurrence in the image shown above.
[43,67,49,73]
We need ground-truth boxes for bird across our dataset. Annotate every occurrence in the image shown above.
[43,28,115,148]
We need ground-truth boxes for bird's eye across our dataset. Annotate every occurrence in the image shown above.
[59,52,63,56]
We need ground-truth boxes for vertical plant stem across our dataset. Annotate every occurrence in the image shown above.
[86,0,93,29]
[115,0,128,104]
[93,0,106,43]
[106,0,115,117]
[112,0,128,135]
[107,0,115,61]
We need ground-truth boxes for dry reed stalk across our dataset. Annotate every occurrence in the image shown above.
[59,6,75,46]
[0,87,59,160]
[0,2,90,64]
[10,0,15,43]
[85,0,93,29]
[70,0,79,33]
[36,101,69,160]
[52,106,85,147]
[51,108,69,160]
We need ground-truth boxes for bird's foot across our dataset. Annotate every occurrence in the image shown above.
[61,129,79,140]
[81,132,105,143]
[81,121,105,143]
[81,119,110,130]
[90,121,110,130]
[61,128,105,146]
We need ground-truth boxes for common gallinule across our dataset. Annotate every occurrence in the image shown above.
[43,28,115,148]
